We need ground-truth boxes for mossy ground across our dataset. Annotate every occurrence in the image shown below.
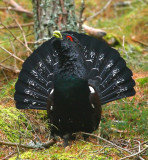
[0,0,148,159]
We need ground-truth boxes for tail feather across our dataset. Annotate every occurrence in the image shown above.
[15,81,48,101]
[18,71,48,94]
[16,102,46,110]
[65,31,136,105]
[14,31,136,110]
[101,68,133,96]
[14,39,56,110]
[99,58,126,89]
[98,49,121,81]
[102,88,136,104]
[101,79,135,101]
[14,93,47,105]
[23,54,52,82]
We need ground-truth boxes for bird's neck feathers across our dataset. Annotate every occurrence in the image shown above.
[56,48,87,80]
[58,48,78,66]
[54,47,89,104]
[54,76,90,105]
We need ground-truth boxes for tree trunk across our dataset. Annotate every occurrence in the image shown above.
[32,0,78,42]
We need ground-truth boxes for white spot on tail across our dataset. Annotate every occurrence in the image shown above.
[24,99,29,103]
[89,86,95,93]
[50,89,54,95]
[91,104,95,108]
[90,51,95,58]
[86,59,93,63]
[50,106,53,110]
[32,101,36,105]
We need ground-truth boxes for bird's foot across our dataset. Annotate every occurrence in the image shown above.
[63,134,70,148]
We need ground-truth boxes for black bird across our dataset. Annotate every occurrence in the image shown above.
[14,31,135,146]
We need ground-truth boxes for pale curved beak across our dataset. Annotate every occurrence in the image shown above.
[53,30,63,39]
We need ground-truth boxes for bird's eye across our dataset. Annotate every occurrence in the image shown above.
[66,36,73,42]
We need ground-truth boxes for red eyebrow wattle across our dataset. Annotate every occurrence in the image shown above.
[66,36,73,42]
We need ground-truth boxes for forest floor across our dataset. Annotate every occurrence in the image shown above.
[0,0,148,159]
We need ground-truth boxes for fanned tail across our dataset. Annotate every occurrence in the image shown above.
[15,31,136,109]
[14,39,57,109]
[65,31,136,105]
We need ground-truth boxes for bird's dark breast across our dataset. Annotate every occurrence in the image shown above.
[50,77,97,135]
[54,77,89,106]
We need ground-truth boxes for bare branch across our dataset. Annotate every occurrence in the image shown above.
[3,0,33,17]
[27,41,42,45]
[0,22,34,29]
[75,132,132,154]
[120,146,148,160]
[0,63,20,73]
[86,0,112,21]
[1,151,17,160]
[0,55,12,63]
[0,45,24,63]
[0,22,32,54]
[0,139,56,149]
[113,1,132,8]
[0,7,33,17]
[122,35,129,59]
[131,36,148,47]
[1,69,9,81]
[83,24,106,38]
[14,19,32,54]
[0,141,39,149]
[76,132,145,160]
[79,0,85,31]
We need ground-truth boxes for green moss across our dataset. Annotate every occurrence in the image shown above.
[104,33,121,46]
[0,79,16,99]
[136,77,148,87]
[10,141,115,160]
[95,0,148,71]
[101,98,148,140]
[0,106,31,142]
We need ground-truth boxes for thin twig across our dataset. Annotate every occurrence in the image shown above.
[78,146,88,157]
[1,69,9,82]
[0,55,12,63]
[14,19,32,54]
[0,7,33,17]
[3,0,33,17]
[0,22,32,54]
[0,45,24,63]
[22,113,42,143]
[77,132,132,154]
[27,41,42,45]
[79,0,85,31]
[86,0,112,21]
[0,63,20,73]
[8,36,17,69]
[1,151,17,160]
[131,36,148,47]
[134,140,141,152]
[78,132,145,160]
[4,7,33,54]
[122,35,129,59]
[120,146,148,160]
[0,139,56,149]
[0,141,37,149]
[83,24,106,38]
[0,22,34,30]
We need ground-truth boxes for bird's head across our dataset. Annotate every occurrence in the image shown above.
[52,31,82,57]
